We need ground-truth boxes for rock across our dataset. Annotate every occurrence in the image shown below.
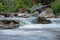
[37,17,51,24]
[57,16,60,18]
[12,20,19,24]
[55,12,60,18]
[32,11,40,17]
[0,20,20,29]
[12,12,30,18]
[0,15,4,17]
[18,13,30,18]
[39,8,55,18]
[0,13,5,17]
[18,13,25,17]
[2,20,12,24]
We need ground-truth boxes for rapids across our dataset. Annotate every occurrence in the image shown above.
[0,17,60,40]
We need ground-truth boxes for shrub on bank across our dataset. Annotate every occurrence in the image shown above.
[0,0,41,13]
[51,0,60,14]
[0,0,28,13]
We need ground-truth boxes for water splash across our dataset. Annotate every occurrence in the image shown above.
[47,18,60,24]
[0,17,60,40]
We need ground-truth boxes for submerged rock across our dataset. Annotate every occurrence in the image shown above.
[0,20,20,29]
[37,17,51,24]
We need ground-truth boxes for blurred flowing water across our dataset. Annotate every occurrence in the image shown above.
[0,17,60,40]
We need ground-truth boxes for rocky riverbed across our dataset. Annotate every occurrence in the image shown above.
[0,17,60,40]
[0,20,20,29]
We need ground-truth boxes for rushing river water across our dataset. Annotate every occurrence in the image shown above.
[0,17,60,40]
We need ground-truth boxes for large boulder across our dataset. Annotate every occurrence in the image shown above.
[0,20,20,29]
[55,12,60,18]
[39,8,55,18]
[37,17,51,24]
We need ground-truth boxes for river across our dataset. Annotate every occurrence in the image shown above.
[0,17,60,40]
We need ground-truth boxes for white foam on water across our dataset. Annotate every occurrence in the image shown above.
[0,24,60,35]
[0,18,60,36]
[20,24,60,29]
[47,18,60,24]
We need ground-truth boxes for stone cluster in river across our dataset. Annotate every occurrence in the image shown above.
[37,17,51,24]
[0,20,20,29]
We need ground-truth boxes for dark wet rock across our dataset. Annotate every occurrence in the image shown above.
[37,17,51,24]
[12,20,19,24]
[0,20,20,29]
[14,13,18,17]
[2,20,12,24]
[0,13,11,17]
[41,0,55,5]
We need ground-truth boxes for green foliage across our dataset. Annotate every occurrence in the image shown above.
[2,0,16,12]
[22,0,33,8]
[37,0,41,4]
[15,0,25,11]
[0,2,4,12]
[0,0,41,13]
[0,0,16,13]
[51,0,60,14]
[0,0,29,13]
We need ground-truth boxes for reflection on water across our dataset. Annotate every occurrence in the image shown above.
[0,17,60,40]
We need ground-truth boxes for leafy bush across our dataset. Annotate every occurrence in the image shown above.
[0,0,28,13]
[37,0,41,4]
[0,2,4,12]
[0,0,41,13]
[22,0,33,8]
[51,0,60,14]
